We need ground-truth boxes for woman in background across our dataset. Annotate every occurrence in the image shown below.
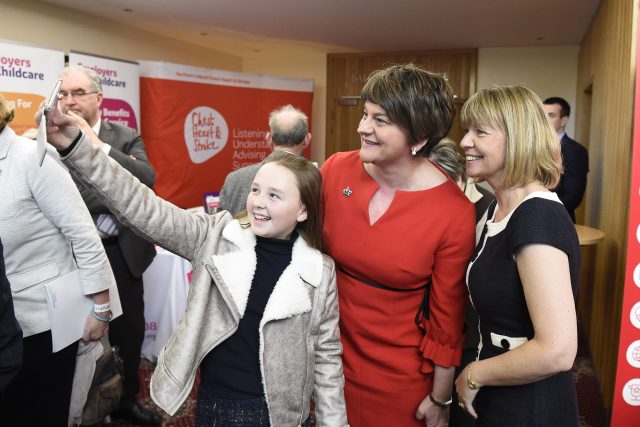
[321,64,476,427]
[428,138,494,224]
[0,94,115,426]
[455,86,580,426]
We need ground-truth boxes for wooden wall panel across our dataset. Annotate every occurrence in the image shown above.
[575,0,637,409]
[326,49,477,157]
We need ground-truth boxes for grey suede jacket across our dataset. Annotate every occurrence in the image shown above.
[61,135,347,427]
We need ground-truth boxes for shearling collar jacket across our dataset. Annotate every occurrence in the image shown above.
[61,134,348,427]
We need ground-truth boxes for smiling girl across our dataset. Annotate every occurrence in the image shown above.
[39,109,348,427]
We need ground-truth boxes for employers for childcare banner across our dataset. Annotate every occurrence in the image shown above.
[69,51,141,131]
[0,40,64,136]
[139,60,314,209]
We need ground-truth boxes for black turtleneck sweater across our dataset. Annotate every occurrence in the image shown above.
[200,232,297,399]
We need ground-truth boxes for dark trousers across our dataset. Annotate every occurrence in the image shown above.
[103,239,145,404]
[0,331,79,426]
[195,387,313,427]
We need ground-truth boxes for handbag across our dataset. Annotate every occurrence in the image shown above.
[81,345,124,426]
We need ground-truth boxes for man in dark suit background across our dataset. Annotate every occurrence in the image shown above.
[543,97,589,223]
[218,104,311,215]
[59,66,161,425]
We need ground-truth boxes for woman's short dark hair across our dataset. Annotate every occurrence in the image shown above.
[361,64,455,157]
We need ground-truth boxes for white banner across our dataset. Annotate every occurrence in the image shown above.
[139,60,314,92]
[0,39,64,136]
[69,51,140,131]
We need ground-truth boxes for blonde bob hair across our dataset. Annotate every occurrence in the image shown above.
[461,86,562,189]
[0,94,15,129]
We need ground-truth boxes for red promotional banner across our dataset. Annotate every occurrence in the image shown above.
[611,4,640,425]
[139,61,313,208]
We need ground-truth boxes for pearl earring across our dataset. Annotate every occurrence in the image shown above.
[411,147,417,156]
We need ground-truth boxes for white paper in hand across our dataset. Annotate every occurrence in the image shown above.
[36,114,47,167]
[44,269,122,352]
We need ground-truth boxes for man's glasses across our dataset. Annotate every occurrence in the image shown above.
[59,90,99,99]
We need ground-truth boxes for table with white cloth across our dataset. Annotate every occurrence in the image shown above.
[141,246,192,362]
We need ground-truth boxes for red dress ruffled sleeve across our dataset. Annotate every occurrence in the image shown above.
[419,204,475,373]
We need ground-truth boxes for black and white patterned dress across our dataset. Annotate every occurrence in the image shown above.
[467,192,580,427]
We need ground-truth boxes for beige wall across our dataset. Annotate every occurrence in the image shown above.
[243,52,328,161]
[478,46,580,137]
[0,0,242,71]
[1,0,582,164]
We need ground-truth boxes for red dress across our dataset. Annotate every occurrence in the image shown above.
[321,151,475,427]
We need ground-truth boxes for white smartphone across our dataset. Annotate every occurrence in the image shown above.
[38,79,62,166]
[43,79,62,125]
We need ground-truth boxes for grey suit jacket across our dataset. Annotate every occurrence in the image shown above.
[218,161,264,216]
[0,126,115,336]
[75,120,157,277]
[218,151,304,216]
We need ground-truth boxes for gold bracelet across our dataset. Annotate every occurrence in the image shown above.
[466,363,478,390]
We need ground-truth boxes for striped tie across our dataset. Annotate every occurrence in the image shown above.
[96,214,118,237]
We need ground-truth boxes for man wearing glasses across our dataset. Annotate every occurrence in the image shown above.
[58,66,161,425]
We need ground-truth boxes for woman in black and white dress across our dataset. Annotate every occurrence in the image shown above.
[454,86,580,427]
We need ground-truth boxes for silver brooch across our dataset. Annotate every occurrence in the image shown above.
[342,187,353,197]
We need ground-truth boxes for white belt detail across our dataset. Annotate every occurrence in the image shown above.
[490,332,528,350]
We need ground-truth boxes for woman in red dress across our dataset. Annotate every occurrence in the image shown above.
[321,64,475,427]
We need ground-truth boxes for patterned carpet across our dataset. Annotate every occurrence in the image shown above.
[574,325,609,427]
[111,332,608,427]
[107,359,198,427]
